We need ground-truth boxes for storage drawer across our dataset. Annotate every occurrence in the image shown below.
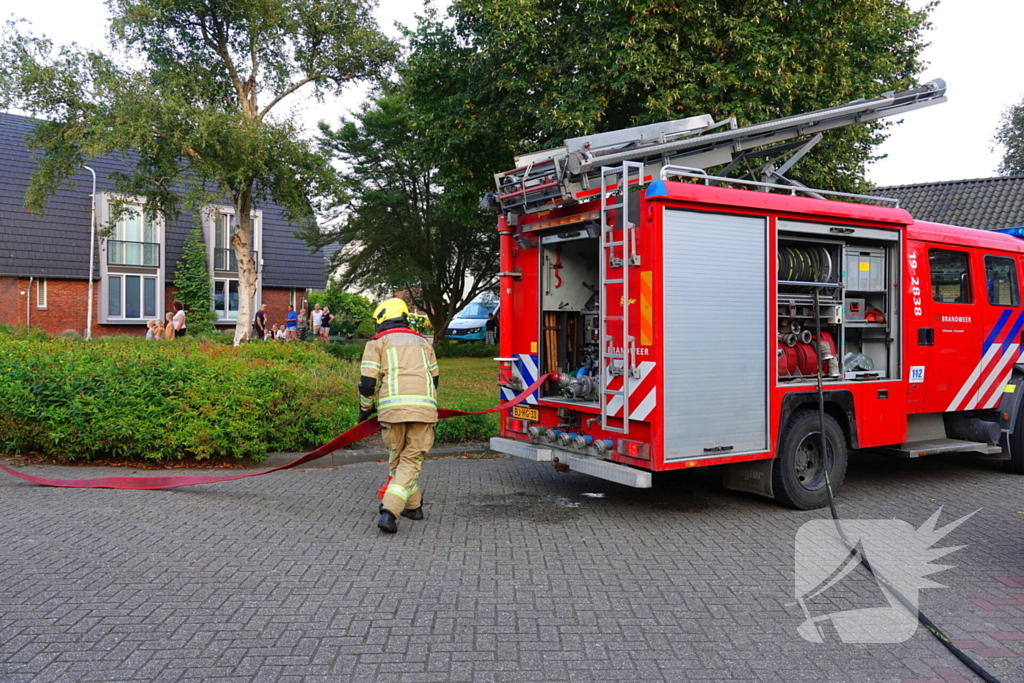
[844,249,885,291]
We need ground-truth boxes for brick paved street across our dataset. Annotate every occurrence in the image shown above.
[1,451,1022,682]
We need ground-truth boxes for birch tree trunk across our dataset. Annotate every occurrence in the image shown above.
[231,187,257,346]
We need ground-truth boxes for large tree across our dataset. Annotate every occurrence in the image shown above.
[403,0,934,194]
[1,0,396,345]
[314,90,498,344]
[994,95,1024,176]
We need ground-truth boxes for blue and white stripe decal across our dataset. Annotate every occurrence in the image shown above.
[948,308,1024,411]
[500,353,540,405]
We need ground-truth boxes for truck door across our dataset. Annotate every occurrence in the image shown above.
[918,245,983,413]
[971,252,1024,410]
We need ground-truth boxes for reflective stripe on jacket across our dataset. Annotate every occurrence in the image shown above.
[360,330,439,423]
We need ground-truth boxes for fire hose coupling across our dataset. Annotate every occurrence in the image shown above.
[571,434,593,449]
[526,424,546,442]
[542,429,564,444]
[557,431,576,447]
[592,439,615,455]
[556,372,598,401]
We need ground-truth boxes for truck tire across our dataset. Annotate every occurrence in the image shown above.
[773,409,848,510]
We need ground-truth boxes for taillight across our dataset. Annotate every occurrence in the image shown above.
[617,439,651,460]
[505,418,530,434]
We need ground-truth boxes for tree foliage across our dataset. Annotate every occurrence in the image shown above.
[995,95,1024,176]
[174,224,217,334]
[314,90,498,344]
[403,0,935,193]
[0,0,397,345]
[306,284,374,338]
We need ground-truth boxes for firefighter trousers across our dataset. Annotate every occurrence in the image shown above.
[380,421,435,517]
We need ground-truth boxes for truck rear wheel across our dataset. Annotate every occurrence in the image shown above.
[773,409,848,510]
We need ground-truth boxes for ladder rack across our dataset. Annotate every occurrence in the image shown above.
[491,79,946,215]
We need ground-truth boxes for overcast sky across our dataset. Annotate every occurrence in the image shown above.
[6,0,1023,188]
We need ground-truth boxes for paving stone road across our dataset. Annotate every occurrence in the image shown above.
[1,451,1022,683]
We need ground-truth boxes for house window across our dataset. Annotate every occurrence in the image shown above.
[108,275,157,319]
[36,279,47,309]
[929,249,972,304]
[985,255,1020,307]
[214,279,240,320]
[213,213,259,272]
[214,213,236,270]
[108,205,159,267]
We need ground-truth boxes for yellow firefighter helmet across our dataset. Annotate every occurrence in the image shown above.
[373,298,409,324]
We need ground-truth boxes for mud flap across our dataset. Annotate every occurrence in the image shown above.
[722,458,775,499]
[996,367,1024,463]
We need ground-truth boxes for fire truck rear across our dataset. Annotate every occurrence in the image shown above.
[485,79,1024,509]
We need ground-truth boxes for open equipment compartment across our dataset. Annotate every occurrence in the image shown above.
[777,220,900,384]
[537,231,602,406]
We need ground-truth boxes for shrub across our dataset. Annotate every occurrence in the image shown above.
[354,317,376,339]
[434,341,497,358]
[0,337,360,462]
[308,287,375,338]
[0,337,493,463]
[322,341,366,361]
[0,324,49,341]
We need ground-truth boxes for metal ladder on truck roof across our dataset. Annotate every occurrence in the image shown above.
[491,79,947,215]
[599,161,644,434]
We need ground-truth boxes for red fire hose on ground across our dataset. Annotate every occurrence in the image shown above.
[0,374,553,491]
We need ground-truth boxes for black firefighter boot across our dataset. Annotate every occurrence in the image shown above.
[401,507,424,521]
[377,508,398,533]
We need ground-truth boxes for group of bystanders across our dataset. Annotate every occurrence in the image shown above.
[253,302,333,342]
[145,301,187,340]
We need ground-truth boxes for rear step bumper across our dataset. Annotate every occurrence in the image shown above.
[489,437,652,488]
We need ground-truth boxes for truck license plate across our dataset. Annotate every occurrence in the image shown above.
[512,406,539,422]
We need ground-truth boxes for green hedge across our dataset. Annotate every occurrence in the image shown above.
[0,336,496,463]
[434,341,497,358]
[0,337,360,462]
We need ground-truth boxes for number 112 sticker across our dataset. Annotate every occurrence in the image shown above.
[909,366,925,383]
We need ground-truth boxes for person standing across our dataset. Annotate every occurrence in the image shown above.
[285,305,298,341]
[359,298,439,534]
[253,303,268,340]
[485,312,497,345]
[164,311,176,340]
[312,304,323,340]
[297,308,308,341]
[172,301,187,337]
[320,306,334,342]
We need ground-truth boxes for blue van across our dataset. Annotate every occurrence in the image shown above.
[446,294,499,343]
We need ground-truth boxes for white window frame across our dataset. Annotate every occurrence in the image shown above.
[204,206,263,322]
[36,278,47,309]
[98,194,165,324]
[212,278,241,321]
[106,274,160,321]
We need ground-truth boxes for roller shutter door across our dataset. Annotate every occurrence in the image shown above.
[662,209,768,460]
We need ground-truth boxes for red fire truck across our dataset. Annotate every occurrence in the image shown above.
[486,79,1024,509]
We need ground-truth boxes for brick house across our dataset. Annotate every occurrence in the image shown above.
[0,113,326,336]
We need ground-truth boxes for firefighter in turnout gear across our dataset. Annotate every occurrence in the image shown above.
[359,298,440,533]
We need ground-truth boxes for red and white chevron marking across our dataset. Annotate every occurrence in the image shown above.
[604,360,657,420]
[947,343,1020,411]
